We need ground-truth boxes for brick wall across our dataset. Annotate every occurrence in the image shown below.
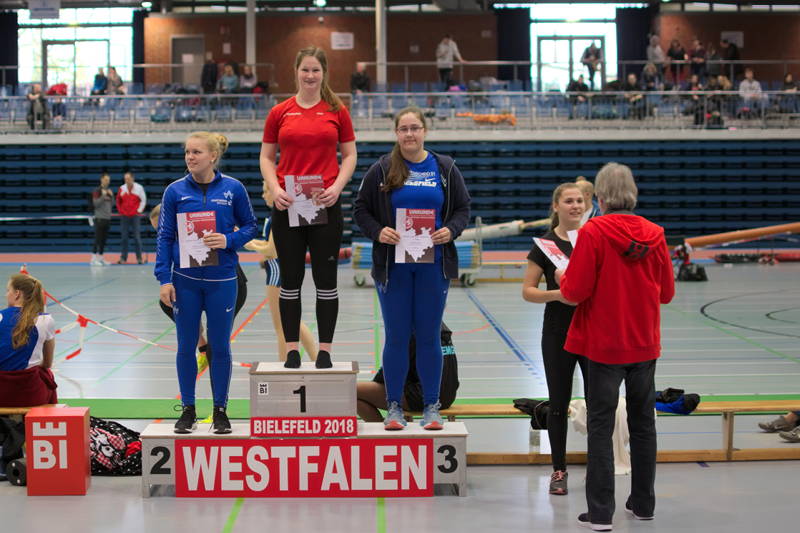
[144,12,498,91]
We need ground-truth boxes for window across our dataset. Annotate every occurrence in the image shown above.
[18,8,134,93]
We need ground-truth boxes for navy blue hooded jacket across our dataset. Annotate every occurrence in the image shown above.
[353,151,471,285]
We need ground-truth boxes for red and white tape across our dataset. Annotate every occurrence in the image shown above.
[20,264,251,368]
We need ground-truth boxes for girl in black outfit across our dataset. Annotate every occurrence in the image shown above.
[522,182,588,496]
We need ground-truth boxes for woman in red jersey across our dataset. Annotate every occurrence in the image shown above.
[259,46,357,369]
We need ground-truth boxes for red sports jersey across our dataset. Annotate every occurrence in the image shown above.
[262,96,356,189]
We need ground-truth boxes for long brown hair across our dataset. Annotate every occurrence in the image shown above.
[382,106,428,192]
[549,182,582,230]
[294,46,342,112]
[8,274,45,349]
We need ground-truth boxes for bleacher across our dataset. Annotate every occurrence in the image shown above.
[1,139,799,252]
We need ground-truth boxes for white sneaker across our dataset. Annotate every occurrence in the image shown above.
[89,254,101,266]
[99,258,110,266]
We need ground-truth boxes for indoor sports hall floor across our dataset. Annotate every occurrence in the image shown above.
[0,256,798,532]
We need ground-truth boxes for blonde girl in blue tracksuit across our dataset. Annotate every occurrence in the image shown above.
[155,131,258,434]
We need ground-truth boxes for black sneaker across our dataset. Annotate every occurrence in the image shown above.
[625,500,654,520]
[577,513,612,531]
[174,405,197,434]
[284,350,301,368]
[212,405,232,434]
[315,350,332,369]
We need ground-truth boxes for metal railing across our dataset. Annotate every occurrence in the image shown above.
[2,90,797,134]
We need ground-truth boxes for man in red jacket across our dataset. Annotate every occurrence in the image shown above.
[116,171,147,264]
[558,162,675,531]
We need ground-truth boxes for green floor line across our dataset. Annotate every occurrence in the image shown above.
[222,497,244,533]
[94,324,175,384]
[373,291,381,369]
[375,497,386,533]
[665,305,800,364]
[58,394,800,419]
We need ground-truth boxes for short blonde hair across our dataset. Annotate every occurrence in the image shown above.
[574,177,594,198]
[595,162,637,211]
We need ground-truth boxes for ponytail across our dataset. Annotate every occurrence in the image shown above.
[8,274,45,349]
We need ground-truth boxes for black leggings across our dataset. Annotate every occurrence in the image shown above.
[271,200,343,345]
[92,218,110,254]
[542,332,589,472]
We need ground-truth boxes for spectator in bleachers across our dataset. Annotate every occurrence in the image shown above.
[640,62,662,91]
[0,274,57,407]
[623,73,645,119]
[91,67,107,96]
[719,39,741,80]
[238,65,257,93]
[436,34,465,90]
[90,173,114,266]
[559,163,675,531]
[581,42,602,90]
[522,182,587,496]
[688,39,707,80]
[779,72,798,113]
[51,96,66,128]
[217,63,239,94]
[738,67,764,117]
[107,66,125,95]
[666,39,687,85]
[645,35,666,71]
[707,74,732,121]
[706,43,721,78]
[25,83,49,130]
[684,74,706,126]
[575,176,601,222]
[350,62,371,94]
[116,171,147,265]
[566,75,589,118]
[201,57,218,94]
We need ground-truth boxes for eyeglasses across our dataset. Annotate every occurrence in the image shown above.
[396,125,424,134]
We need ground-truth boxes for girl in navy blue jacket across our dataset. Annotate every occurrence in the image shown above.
[155,132,258,434]
[354,106,470,430]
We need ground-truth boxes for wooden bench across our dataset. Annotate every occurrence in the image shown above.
[0,404,59,417]
[410,400,800,463]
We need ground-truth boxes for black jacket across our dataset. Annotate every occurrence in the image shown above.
[353,150,471,285]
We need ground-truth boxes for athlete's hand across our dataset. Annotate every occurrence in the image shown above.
[160,283,175,308]
[203,232,227,249]
[271,187,293,211]
[379,227,401,245]
[555,290,577,306]
[431,227,452,245]
[318,183,342,207]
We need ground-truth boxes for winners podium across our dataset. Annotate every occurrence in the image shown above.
[141,362,467,498]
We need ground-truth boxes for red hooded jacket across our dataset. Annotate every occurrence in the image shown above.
[560,213,675,365]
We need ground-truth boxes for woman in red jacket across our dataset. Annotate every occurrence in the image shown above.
[559,163,674,531]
